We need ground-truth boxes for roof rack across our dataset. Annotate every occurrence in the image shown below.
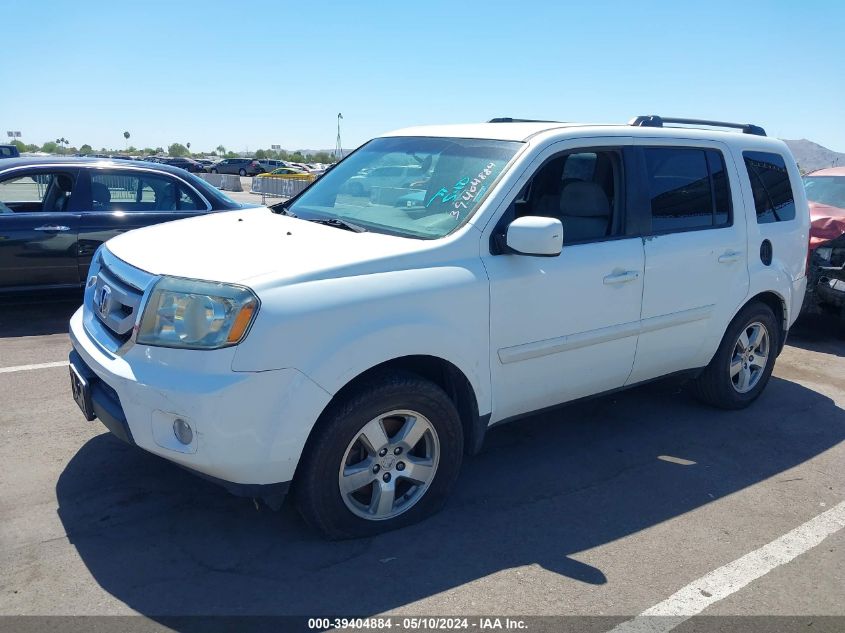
[487,117,561,123]
[629,115,766,137]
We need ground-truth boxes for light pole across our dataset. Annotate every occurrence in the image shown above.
[335,113,343,159]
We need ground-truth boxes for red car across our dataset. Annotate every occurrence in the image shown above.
[802,166,845,323]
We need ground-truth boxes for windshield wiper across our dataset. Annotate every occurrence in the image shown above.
[307,218,368,233]
[270,201,297,217]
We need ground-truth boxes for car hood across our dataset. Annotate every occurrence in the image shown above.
[808,201,845,249]
[104,207,432,287]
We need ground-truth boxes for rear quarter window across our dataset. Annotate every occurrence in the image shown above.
[743,151,796,223]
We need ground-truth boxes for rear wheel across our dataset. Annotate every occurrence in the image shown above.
[239,168,247,177]
[295,373,463,539]
[691,302,779,409]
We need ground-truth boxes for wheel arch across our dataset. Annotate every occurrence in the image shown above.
[737,290,788,354]
[295,355,485,492]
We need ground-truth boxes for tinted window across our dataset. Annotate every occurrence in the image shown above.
[743,151,795,223]
[707,150,731,226]
[91,171,188,212]
[644,147,732,232]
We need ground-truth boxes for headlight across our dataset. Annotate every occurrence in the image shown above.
[137,277,259,349]
[815,247,832,262]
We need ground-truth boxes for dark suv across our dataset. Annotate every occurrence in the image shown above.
[209,158,264,176]
[159,156,206,173]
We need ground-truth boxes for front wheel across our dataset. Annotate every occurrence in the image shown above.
[294,372,463,539]
[210,168,218,174]
[691,302,780,409]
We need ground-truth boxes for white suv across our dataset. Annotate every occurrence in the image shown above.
[69,116,809,539]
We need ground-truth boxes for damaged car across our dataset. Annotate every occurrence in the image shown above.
[802,166,845,324]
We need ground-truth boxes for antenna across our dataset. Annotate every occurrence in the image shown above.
[335,113,343,160]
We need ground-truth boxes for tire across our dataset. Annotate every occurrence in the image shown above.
[691,302,780,409]
[294,372,464,540]
[239,168,247,177]
[210,168,218,174]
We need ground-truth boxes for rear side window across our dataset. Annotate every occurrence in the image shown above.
[644,147,732,232]
[743,151,796,223]
[91,171,194,211]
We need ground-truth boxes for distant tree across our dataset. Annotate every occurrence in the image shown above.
[155,147,164,154]
[224,151,238,158]
[126,146,137,153]
[11,140,25,152]
[123,131,130,149]
[255,149,267,159]
[312,151,333,164]
[168,143,189,157]
[79,144,93,154]
[24,143,39,153]
[216,145,226,155]
[41,141,59,153]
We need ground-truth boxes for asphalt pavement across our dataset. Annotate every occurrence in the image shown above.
[0,296,843,631]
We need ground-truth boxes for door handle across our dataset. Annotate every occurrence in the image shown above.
[718,250,743,264]
[603,270,640,285]
[34,225,71,232]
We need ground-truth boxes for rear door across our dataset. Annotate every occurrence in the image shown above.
[627,141,749,384]
[0,167,82,289]
[76,167,210,278]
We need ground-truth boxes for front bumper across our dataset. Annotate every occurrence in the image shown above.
[69,307,332,503]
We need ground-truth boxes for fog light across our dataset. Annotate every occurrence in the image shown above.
[173,418,193,445]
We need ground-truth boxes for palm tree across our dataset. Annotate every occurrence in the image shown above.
[216,144,225,156]
[123,131,130,150]
[56,137,68,154]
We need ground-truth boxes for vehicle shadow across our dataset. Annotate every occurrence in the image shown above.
[788,313,845,357]
[56,376,845,619]
[0,295,82,337]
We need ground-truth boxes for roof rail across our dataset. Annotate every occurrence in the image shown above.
[629,115,766,137]
[487,117,561,123]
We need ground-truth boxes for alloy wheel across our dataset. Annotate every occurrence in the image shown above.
[730,321,770,394]
[338,409,440,521]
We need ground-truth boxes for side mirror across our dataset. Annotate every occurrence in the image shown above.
[505,216,563,257]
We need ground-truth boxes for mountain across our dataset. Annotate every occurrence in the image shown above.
[782,139,845,174]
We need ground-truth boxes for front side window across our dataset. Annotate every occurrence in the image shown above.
[91,171,194,212]
[743,151,796,223]
[286,136,522,239]
[0,171,75,213]
[514,149,622,244]
[644,147,732,232]
[803,175,845,210]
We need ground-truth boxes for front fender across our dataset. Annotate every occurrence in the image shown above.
[232,264,492,417]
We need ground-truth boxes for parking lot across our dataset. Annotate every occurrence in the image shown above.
[0,297,842,629]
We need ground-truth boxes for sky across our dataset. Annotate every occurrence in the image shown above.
[1,0,843,154]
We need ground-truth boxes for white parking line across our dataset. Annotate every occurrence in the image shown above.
[609,500,845,633]
[0,360,69,374]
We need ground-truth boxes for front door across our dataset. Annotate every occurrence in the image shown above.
[0,168,81,290]
[483,139,645,423]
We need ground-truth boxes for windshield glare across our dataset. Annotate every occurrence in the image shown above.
[804,176,845,209]
[286,137,522,238]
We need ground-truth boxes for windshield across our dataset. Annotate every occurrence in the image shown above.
[284,136,522,238]
[804,176,845,210]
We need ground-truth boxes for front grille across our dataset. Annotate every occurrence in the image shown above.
[92,265,143,343]
[85,249,155,351]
